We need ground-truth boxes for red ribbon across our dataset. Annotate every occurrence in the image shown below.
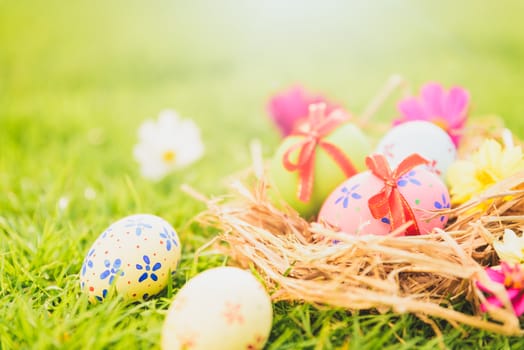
[282,103,357,203]
[366,153,429,235]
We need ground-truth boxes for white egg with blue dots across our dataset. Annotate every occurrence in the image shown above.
[80,214,181,303]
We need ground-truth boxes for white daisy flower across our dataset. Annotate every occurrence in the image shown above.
[133,109,204,181]
[493,229,524,264]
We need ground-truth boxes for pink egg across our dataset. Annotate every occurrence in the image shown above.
[318,168,450,236]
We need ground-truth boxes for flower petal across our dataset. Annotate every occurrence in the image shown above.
[448,133,462,148]
[100,270,110,280]
[267,86,310,136]
[397,98,428,121]
[444,87,470,125]
[420,83,446,117]
[267,86,344,137]
[138,273,148,283]
[134,109,205,180]
[137,120,157,141]
[140,163,169,181]
[152,262,162,271]
[485,267,505,283]
[446,160,481,204]
[508,289,524,316]
[157,110,180,130]
[113,259,122,269]
[493,242,523,263]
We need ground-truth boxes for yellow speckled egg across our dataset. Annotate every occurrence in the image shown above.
[80,214,181,302]
[162,267,273,350]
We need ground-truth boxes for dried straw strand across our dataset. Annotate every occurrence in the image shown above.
[194,169,524,336]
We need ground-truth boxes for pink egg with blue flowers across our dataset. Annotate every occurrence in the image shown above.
[318,167,450,236]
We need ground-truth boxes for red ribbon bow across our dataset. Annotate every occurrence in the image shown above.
[282,103,357,203]
[366,153,429,235]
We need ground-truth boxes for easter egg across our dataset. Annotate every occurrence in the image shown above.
[80,214,181,302]
[375,121,456,178]
[318,168,450,236]
[270,122,371,218]
[162,267,273,350]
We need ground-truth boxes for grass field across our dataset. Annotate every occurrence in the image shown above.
[1,0,524,349]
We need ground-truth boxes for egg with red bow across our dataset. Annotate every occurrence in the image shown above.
[269,104,371,219]
[318,155,450,236]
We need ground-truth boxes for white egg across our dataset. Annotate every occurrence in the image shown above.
[162,267,273,350]
[375,121,456,178]
[80,214,181,303]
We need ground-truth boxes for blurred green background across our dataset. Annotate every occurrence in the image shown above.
[3,1,524,188]
[2,1,524,163]
[2,0,524,191]
[1,0,524,348]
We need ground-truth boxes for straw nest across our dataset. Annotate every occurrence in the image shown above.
[191,120,524,338]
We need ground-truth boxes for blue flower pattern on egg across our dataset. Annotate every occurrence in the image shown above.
[81,214,182,303]
[125,217,153,236]
[136,255,162,282]
[81,248,95,276]
[101,227,112,239]
[159,226,179,252]
[100,258,124,285]
[397,171,421,187]
[335,184,362,208]
[95,289,108,302]
[434,194,450,222]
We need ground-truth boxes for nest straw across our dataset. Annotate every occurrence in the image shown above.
[190,79,524,337]
[189,125,524,339]
[195,169,524,336]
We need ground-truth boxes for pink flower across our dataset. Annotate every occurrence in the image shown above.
[477,262,524,316]
[394,83,470,147]
[267,86,340,137]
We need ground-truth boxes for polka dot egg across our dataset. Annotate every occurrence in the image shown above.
[80,214,181,302]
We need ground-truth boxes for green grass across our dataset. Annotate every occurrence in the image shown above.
[1,0,524,348]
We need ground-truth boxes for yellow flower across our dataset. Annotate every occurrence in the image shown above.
[493,229,524,264]
[447,138,524,204]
